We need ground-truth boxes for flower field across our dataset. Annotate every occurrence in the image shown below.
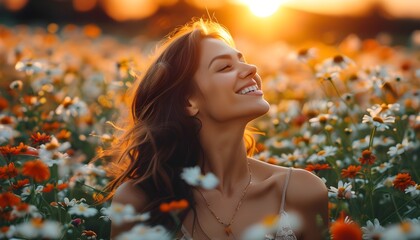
[0,23,419,239]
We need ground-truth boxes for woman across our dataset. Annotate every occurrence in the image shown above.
[105,18,328,239]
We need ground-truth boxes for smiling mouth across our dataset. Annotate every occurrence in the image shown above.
[236,85,259,95]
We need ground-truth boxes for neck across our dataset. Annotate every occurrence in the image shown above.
[198,121,250,195]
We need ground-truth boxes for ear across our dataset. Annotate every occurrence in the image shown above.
[186,96,199,116]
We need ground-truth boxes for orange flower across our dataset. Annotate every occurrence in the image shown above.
[22,160,50,182]
[0,143,37,157]
[393,173,416,191]
[0,192,21,208]
[0,226,11,235]
[42,183,55,193]
[341,165,362,179]
[0,145,21,156]
[14,202,30,212]
[11,178,30,190]
[330,212,362,240]
[57,182,69,191]
[31,132,51,146]
[0,209,14,221]
[160,199,189,213]
[41,122,61,132]
[358,149,376,165]
[305,163,331,172]
[0,96,8,111]
[0,163,18,180]
[42,182,69,193]
[0,115,13,125]
[82,230,97,238]
[56,129,71,141]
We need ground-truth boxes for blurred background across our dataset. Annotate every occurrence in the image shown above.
[1,0,419,46]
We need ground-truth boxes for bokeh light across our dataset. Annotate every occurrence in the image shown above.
[2,0,28,11]
[72,0,97,12]
[239,0,285,17]
[101,0,159,21]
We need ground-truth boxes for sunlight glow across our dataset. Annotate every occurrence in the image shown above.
[240,0,285,17]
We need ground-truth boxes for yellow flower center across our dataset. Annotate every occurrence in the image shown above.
[380,103,389,111]
[31,218,44,229]
[400,222,411,233]
[319,116,328,124]
[114,205,124,213]
[333,55,344,64]
[317,150,326,156]
[46,142,60,151]
[78,205,87,212]
[263,215,279,227]
[337,187,346,198]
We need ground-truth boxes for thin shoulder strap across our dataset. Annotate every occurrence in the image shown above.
[181,225,193,240]
[280,167,292,213]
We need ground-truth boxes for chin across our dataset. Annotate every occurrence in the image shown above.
[246,102,270,121]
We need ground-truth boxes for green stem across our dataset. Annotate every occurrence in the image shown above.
[368,127,377,150]
[329,80,358,127]
[382,196,418,223]
[390,194,403,221]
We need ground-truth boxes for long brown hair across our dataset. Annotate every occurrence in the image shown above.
[100,18,258,232]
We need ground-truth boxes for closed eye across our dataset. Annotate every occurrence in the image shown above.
[218,65,232,72]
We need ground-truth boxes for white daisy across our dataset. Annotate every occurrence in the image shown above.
[381,221,420,240]
[115,224,171,240]
[405,184,420,197]
[362,107,395,131]
[38,136,70,166]
[320,54,355,72]
[55,96,89,120]
[101,203,150,226]
[68,203,98,217]
[0,124,19,144]
[16,218,62,239]
[372,162,393,174]
[15,58,44,75]
[328,180,355,199]
[279,149,305,167]
[180,166,219,190]
[11,203,40,218]
[362,218,384,240]
[307,146,337,163]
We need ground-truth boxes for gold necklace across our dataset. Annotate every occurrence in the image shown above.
[196,160,252,237]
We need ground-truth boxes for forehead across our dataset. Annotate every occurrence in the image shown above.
[199,38,237,63]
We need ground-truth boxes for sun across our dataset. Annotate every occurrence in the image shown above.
[239,0,285,18]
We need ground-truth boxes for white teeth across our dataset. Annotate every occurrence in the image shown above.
[238,85,258,95]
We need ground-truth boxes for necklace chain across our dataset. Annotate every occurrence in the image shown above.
[196,160,252,237]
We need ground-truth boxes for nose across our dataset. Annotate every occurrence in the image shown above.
[238,63,257,79]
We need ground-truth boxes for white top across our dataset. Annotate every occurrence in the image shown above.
[180,168,297,240]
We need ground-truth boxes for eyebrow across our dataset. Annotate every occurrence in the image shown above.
[208,52,243,69]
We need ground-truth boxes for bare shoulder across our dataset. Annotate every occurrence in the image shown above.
[249,158,327,204]
[112,180,149,212]
[288,168,328,207]
[248,157,290,180]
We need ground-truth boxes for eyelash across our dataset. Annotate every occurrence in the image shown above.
[219,65,232,71]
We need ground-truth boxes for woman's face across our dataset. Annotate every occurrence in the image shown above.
[190,37,270,123]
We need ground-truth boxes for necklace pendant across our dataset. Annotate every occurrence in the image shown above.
[224,225,232,236]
